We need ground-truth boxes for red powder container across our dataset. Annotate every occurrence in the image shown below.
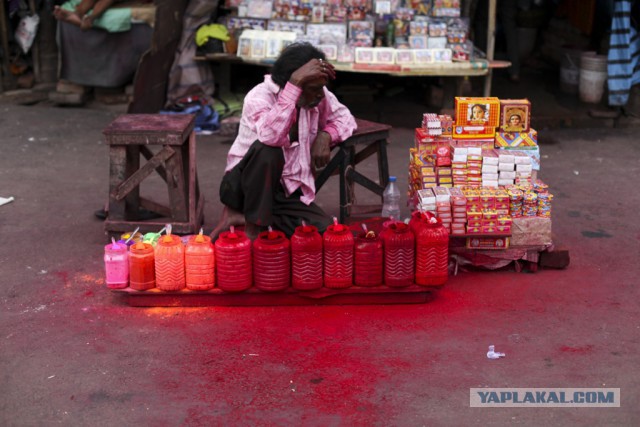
[185,234,215,291]
[354,231,383,287]
[291,225,323,291]
[129,242,155,291]
[215,228,252,292]
[154,234,185,291]
[323,222,354,289]
[253,229,290,292]
[382,222,415,287]
[408,210,424,234]
[414,215,449,287]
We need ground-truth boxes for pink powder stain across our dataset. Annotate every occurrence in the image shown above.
[559,345,594,354]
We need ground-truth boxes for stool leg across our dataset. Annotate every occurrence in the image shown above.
[108,145,126,221]
[108,145,140,221]
[165,146,189,223]
[188,131,204,232]
[125,146,141,220]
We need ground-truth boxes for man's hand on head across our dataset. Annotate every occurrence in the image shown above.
[311,131,332,169]
[289,58,336,88]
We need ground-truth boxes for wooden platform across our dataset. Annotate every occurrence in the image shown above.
[111,285,436,307]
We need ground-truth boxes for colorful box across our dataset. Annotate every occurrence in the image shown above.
[436,144,452,166]
[466,236,510,250]
[451,139,495,150]
[500,99,531,132]
[481,226,497,234]
[452,125,497,139]
[455,97,501,127]
[496,225,512,234]
[440,115,453,135]
[495,129,538,148]
[414,128,436,152]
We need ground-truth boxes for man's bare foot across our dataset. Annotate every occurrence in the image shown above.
[209,206,245,241]
[80,16,94,31]
[53,6,83,27]
[244,223,261,241]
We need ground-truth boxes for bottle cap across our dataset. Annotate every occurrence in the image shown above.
[389,176,397,182]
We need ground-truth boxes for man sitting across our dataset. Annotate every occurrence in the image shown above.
[210,43,357,240]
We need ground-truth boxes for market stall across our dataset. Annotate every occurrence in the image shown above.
[103,94,567,306]
[409,96,562,273]
[196,0,508,97]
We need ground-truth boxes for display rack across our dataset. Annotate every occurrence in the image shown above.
[195,53,509,98]
[112,285,435,307]
[198,0,508,99]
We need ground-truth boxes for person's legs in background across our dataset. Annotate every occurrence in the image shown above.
[472,0,521,82]
[499,0,521,82]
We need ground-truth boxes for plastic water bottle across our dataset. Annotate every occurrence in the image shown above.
[381,176,401,219]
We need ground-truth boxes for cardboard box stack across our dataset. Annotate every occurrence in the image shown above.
[407,97,552,245]
[497,151,515,186]
[417,188,436,213]
[513,151,533,185]
[481,149,498,187]
[466,146,482,187]
[408,115,454,207]
[452,147,468,187]
[433,186,452,232]
[449,187,467,235]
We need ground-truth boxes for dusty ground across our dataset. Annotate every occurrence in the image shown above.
[0,93,639,426]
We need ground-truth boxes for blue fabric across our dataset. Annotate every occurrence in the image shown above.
[608,0,640,106]
[160,104,220,133]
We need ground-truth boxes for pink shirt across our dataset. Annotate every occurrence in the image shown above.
[225,75,357,205]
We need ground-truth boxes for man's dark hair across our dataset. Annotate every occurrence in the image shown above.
[271,42,326,87]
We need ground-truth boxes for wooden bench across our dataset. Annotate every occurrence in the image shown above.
[103,114,204,236]
[315,118,391,223]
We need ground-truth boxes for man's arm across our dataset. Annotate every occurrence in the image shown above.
[320,89,357,147]
[311,90,357,169]
[245,83,301,148]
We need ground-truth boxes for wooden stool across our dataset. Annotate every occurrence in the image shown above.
[103,114,204,236]
[315,118,391,223]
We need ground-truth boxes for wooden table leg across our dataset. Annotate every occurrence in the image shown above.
[376,139,389,195]
[339,146,351,223]
[108,145,127,221]
[165,146,189,223]
[125,146,140,220]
